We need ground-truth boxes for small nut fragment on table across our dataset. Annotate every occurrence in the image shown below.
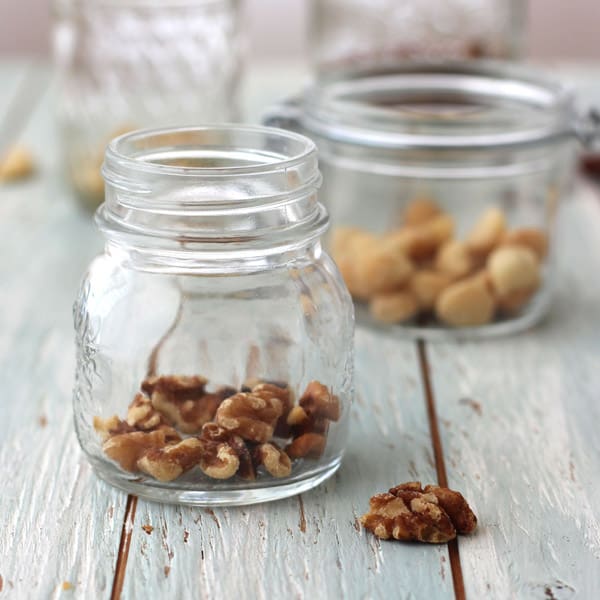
[435,240,474,280]
[0,145,34,182]
[360,482,477,543]
[408,270,452,311]
[435,272,496,327]
[354,246,414,296]
[466,207,507,259]
[369,290,419,324]
[254,442,292,478]
[103,429,179,472]
[285,432,327,459]
[403,197,441,226]
[487,246,540,298]
[500,227,548,260]
[299,380,341,421]
[137,438,204,482]
[215,392,283,443]
[143,374,219,434]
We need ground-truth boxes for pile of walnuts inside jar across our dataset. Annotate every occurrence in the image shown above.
[94,375,340,483]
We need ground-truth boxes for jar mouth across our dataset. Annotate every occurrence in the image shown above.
[105,125,317,180]
[300,61,576,151]
[98,125,327,263]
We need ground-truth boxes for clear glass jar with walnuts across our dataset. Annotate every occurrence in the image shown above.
[73,126,354,506]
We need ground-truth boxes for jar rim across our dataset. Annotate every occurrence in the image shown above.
[294,61,578,151]
[105,124,318,180]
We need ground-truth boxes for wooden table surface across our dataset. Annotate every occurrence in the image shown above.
[1,60,600,600]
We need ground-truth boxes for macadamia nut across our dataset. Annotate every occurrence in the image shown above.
[435,273,496,327]
[487,246,540,297]
[369,290,419,324]
[466,207,506,258]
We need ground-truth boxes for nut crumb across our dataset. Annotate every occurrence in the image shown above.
[62,581,73,591]
[142,524,154,535]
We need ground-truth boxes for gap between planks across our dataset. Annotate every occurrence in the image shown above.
[110,494,138,600]
[417,340,466,600]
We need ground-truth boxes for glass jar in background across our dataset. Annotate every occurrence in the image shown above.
[310,0,527,74]
[53,0,242,210]
[264,62,600,340]
[73,125,354,505]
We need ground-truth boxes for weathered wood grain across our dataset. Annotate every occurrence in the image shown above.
[426,185,600,599]
[0,67,126,598]
[120,333,454,600]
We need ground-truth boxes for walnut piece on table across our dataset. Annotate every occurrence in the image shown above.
[360,481,477,543]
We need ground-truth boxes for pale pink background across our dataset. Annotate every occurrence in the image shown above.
[0,0,598,60]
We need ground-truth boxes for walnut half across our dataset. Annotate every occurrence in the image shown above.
[360,482,477,543]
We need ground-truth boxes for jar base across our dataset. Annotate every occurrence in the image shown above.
[91,457,342,507]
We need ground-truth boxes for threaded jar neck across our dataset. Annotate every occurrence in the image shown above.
[96,126,327,271]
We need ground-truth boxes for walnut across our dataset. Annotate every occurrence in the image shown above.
[198,441,240,479]
[137,438,204,482]
[360,482,477,543]
[200,423,255,480]
[143,374,219,434]
[250,381,293,438]
[215,392,283,443]
[93,415,135,441]
[285,432,327,459]
[299,381,340,422]
[126,393,170,430]
[421,484,477,534]
[102,429,180,472]
[254,443,292,478]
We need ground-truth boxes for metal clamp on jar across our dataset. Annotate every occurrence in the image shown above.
[264,62,600,340]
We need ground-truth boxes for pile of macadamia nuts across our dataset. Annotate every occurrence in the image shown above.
[331,198,548,328]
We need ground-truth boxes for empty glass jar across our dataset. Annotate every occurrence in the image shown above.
[310,0,526,74]
[73,126,354,505]
[265,62,600,339]
[54,0,242,210]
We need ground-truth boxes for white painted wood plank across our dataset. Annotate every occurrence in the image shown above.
[121,332,454,600]
[427,184,600,599]
[0,70,126,598]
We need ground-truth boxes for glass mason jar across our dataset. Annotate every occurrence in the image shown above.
[310,0,527,74]
[73,126,354,506]
[264,62,600,340]
[53,0,242,211]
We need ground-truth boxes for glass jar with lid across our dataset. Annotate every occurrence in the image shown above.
[73,125,354,506]
[310,0,527,74]
[265,62,600,339]
[53,0,242,210]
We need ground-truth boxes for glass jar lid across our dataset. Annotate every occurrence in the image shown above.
[296,62,585,151]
